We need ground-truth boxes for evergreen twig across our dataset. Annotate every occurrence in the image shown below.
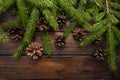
[17,0,28,27]
[0,29,9,44]
[42,9,59,30]
[12,8,39,59]
[80,26,107,47]
[1,21,18,31]
[63,21,77,38]
[106,25,117,71]
[0,0,15,14]
[41,32,52,56]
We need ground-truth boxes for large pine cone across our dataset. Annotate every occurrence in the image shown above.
[93,49,107,61]
[26,42,44,60]
[8,26,25,40]
[37,17,50,31]
[55,36,66,48]
[72,27,89,41]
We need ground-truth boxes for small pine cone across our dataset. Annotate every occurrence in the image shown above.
[55,36,65,48]
[37,17,50,31]
[37,24,50,31]
[26,42,44,60]
[8,26,25,40]
[72,27,89,41]
[93,49,107,61]
[38,17,48,25]
[93,37,103,46]
[57,14,67,27]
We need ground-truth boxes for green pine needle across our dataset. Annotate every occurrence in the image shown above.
[89,19,107,32]
[1,21,18,31]
[63,21,77,38]
[56,0,84,24]
[41,32,52,56]
[112,26,120,44]
[17,0,29,27]
[12,8,39,59]
[80,26,107,47]
[42,9,59,30]
[0,29,9,44]
[95,12,105,22]
[0,0,15,14]
[106,26,117,71]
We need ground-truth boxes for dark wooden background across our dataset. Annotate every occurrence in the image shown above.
[0,12,120,80]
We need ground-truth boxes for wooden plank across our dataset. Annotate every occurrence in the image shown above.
[0,56,119,79]
[0,12,17,23]
[0,32,100,55]
[0,32,120,55]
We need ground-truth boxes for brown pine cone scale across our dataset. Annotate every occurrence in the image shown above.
[57,14,67,27]
[72,27,89,41]
[37,17,51,32]
[93,49,107,61]
[8,26,25,40]
[55,36,65,48]
[26,42,44,60]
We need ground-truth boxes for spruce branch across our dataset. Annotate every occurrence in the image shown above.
[112,26,120,44]
[0,29,9,44]
[56,0,91,30]
[80,26,107,47]
[105,0,119,71]
[26,0,57,10]
[68,0,77,6]
[109,2,120,10]
[41,0,57,9]
[80,0,87,5]
[110,10,120,19]
[0,0,15,14]
[13,8,39,59]
[50,0,58,16]
[41,32,52,56]
[42,9,59,30]
[77,0,92,21]
[56,0,84,23]
[17,0,29,27]
[89,19,107,32]
[63,21,78,38]
[106,26,117,71]
[95,0,100,7]
[25,0,39,7]
[1,21,18,31]
[95,12,106,22]
[26,0,59,30]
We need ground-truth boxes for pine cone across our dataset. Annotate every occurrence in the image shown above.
[93,49,107,61]
[8,26,25,40]
[37,17,51,31]
[93,37,103,46]
[26,42,44,60]
[72,27,89,41]
[55,36,65,48]
[57,14,67,27]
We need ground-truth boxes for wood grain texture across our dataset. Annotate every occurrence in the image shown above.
[0,32,97,55]
[0,56,119,79]
[0,32,120,55]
